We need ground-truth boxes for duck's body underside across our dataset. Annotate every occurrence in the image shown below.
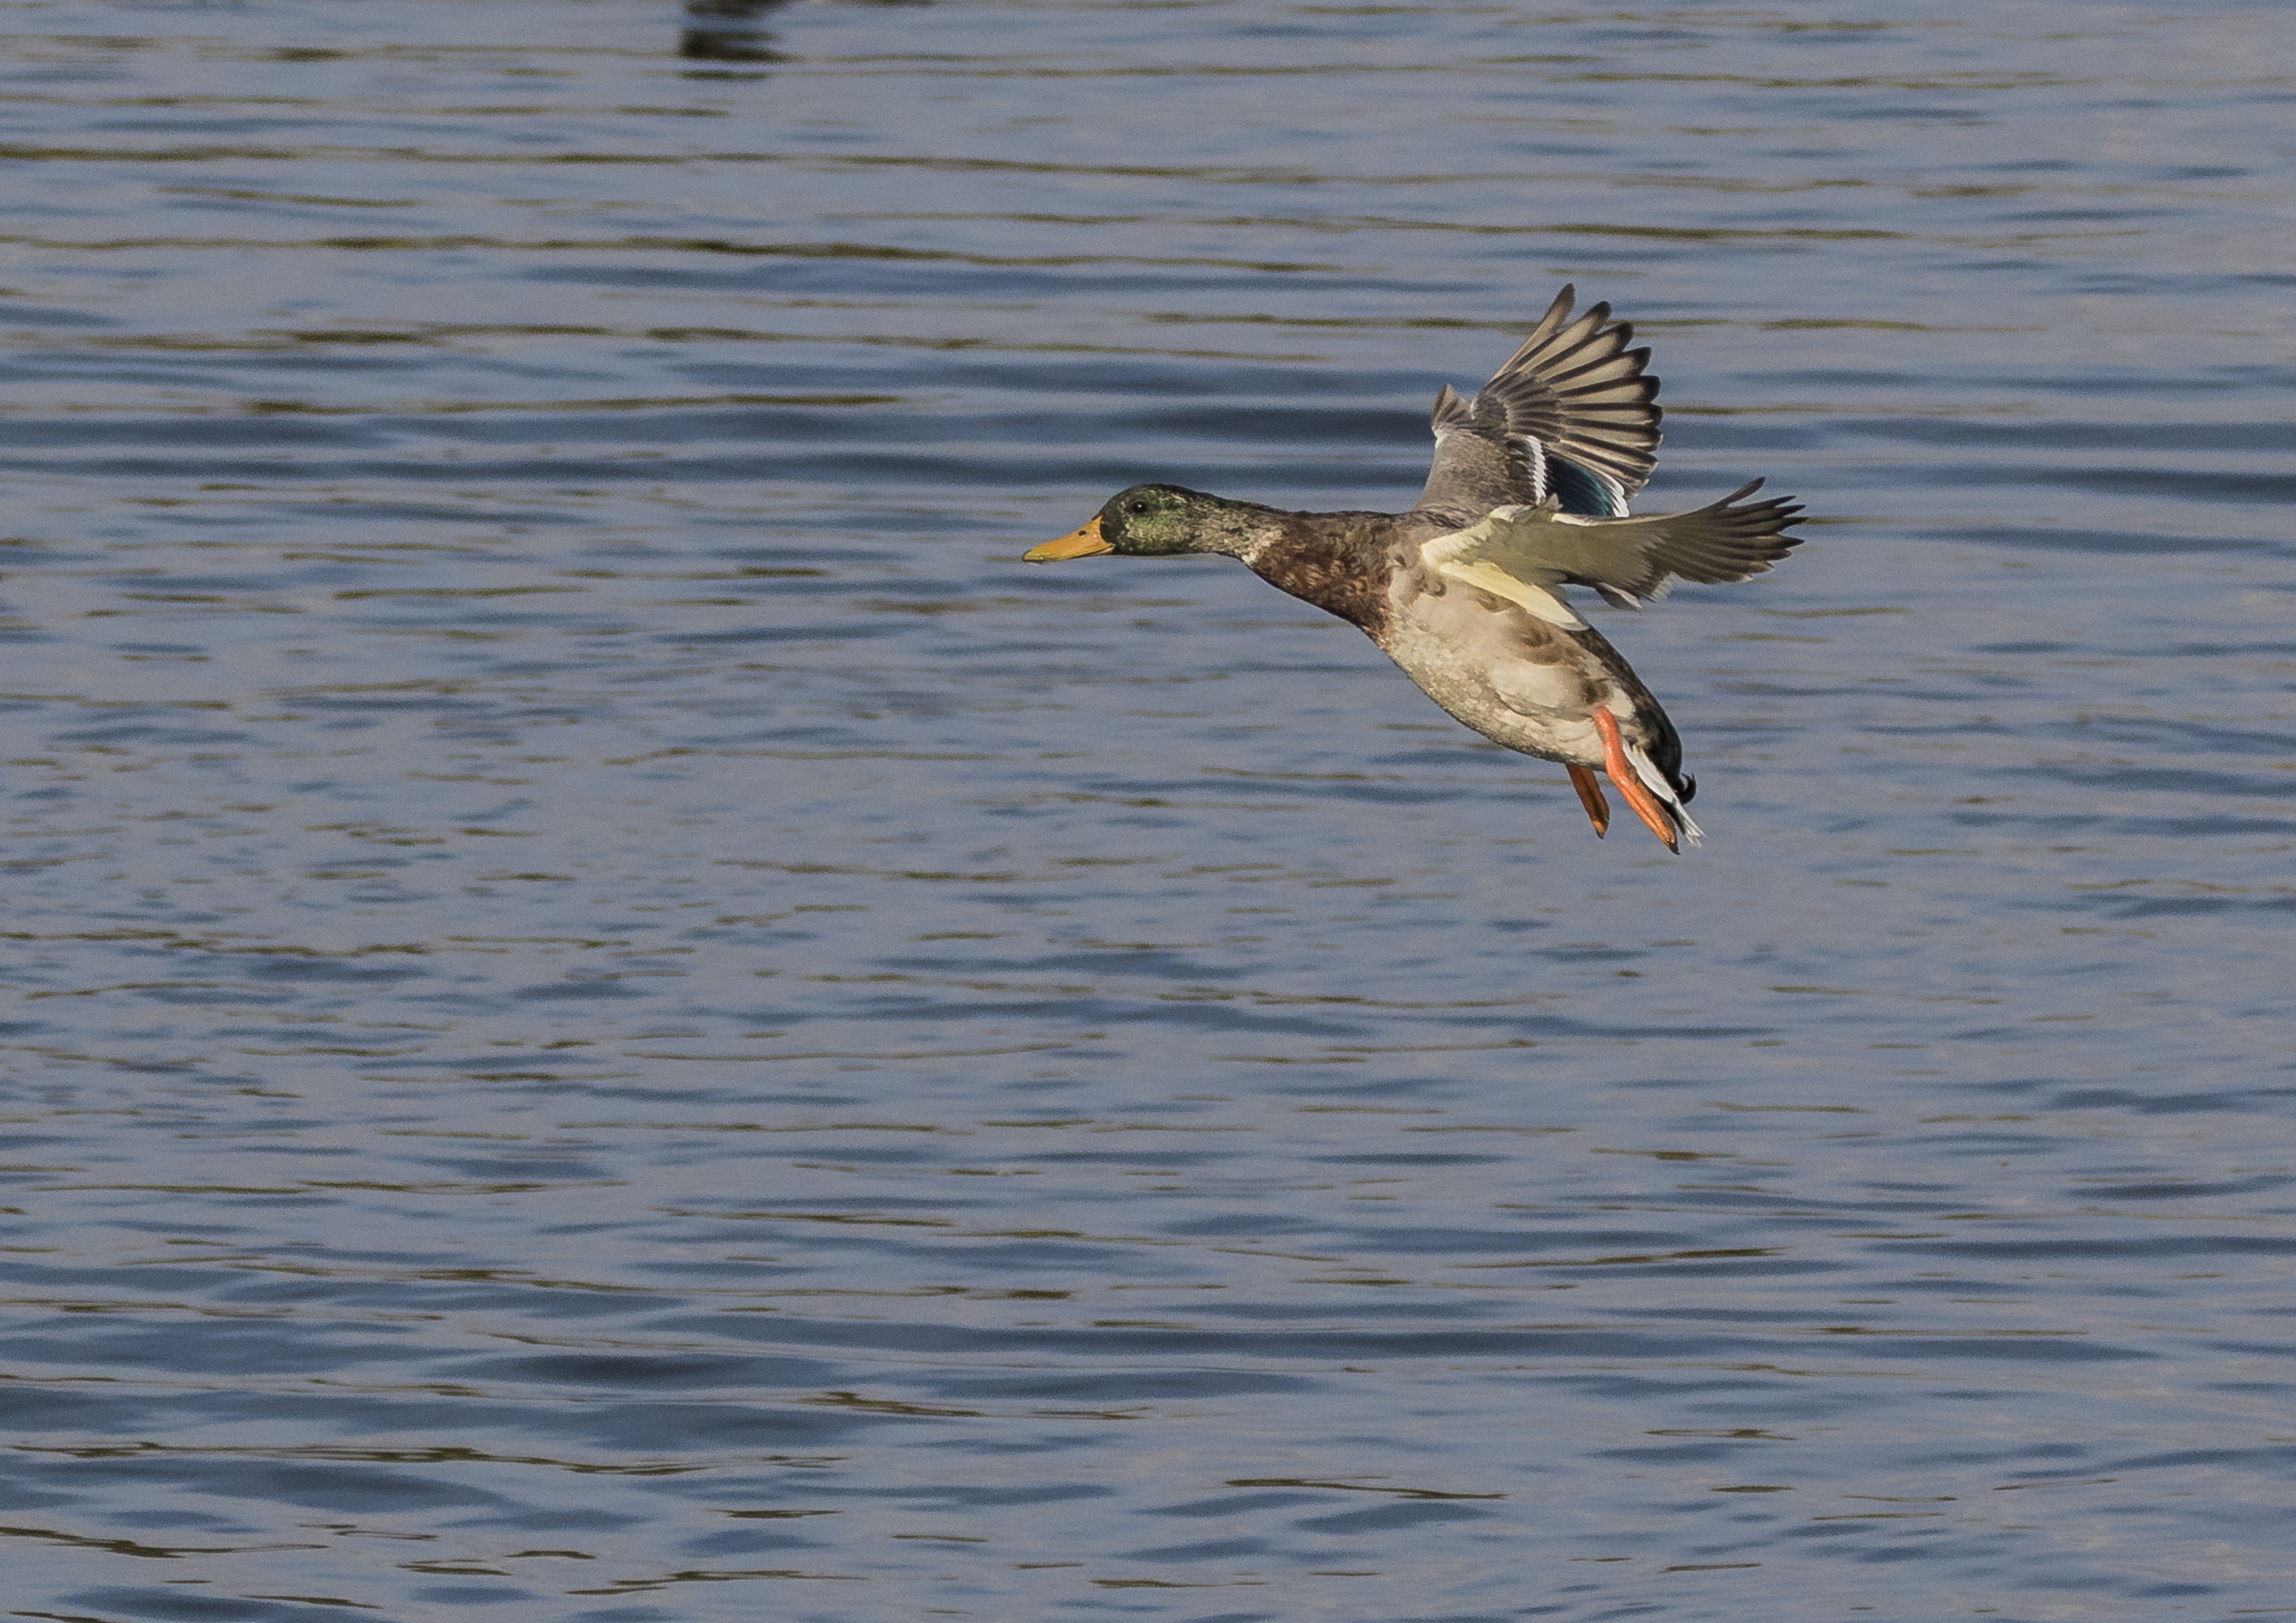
[1378,592,1700,846]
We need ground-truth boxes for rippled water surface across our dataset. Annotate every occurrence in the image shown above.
[3,1,2293,1618]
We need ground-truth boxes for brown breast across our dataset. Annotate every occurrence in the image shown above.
[1245,514,1397,637]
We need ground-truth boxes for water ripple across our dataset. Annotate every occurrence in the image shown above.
[2,1,2293,1619]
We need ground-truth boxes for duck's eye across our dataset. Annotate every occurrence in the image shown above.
[1125,499,1150,515]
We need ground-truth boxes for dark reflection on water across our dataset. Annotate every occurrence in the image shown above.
[681,0,793,65]
[2,0,2293,1618]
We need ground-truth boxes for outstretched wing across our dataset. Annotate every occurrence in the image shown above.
[1414,285,1662,523]
[1418,480,1805,626]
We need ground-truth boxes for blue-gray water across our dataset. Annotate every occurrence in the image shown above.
[3,2,2292,1618]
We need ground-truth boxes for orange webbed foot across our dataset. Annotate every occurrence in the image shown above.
[1566,764,1610,838]
[1590,707,1679,854]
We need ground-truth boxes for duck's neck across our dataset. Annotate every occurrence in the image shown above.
[1180,497,1390,635]
[1181,495,1295,563]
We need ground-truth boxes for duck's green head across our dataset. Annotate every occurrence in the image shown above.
[1024,484,1261,562]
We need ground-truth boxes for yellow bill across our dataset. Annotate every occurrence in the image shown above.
[1024,515,1112,562]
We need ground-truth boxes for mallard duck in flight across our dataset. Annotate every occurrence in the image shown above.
[1024,287,1806,853]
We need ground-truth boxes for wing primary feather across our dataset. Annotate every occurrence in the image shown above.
[1459,288,1662,502]
[1413,287,1668,519]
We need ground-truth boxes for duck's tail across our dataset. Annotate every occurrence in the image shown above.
[1621,737,1704,847]
[1590,707,1703,851]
